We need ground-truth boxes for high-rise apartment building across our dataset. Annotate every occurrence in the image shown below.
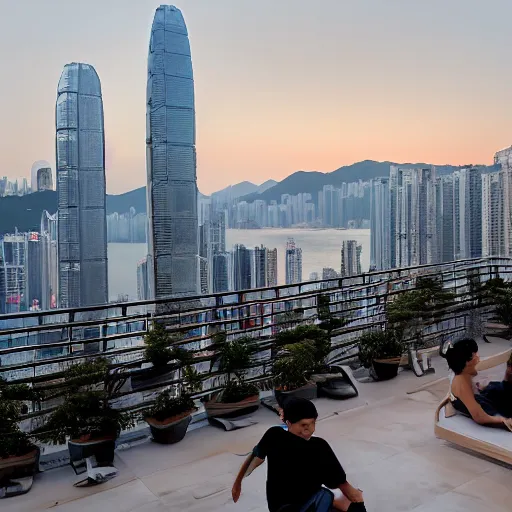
[390,166,437,268]
[341,240,362,277]
[267,248,278,287]
[482,171,505,257]
[369,177,390,270]
[212,253,229,293]
[146,5,198,299]
[253,245,268,289]
[435,175,455,263]
[137,257,149,300]
[232,244,252,291]
[31,160,52,193]
[251,245,278,288]
[37,167,53,192]
[494,146,512,256]
[41,211,58,309]
[56,62,108,307]
[452,168,482,260]
[285,239,302,285]
[0,234,26,313]
[26,232,43,309]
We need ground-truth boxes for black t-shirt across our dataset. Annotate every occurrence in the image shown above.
[253,426,347,512]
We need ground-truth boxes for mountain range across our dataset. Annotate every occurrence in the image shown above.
[0,160,497,235]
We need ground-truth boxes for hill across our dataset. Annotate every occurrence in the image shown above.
[211,179,278,204]
[240,160,496,203]
[0,188,148,235]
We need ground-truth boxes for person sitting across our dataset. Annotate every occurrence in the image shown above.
[440,337,512,430]
[231,397,367,511]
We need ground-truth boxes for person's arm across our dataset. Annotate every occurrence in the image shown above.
[456,377,507,426]
[232,427,275,503]
[232,453,264,503]
[320,439,364,504]
[339,481,364,503]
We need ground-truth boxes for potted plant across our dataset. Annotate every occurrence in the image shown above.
[204,333,260,418]
[387,277,455,350]
[357,329,405,380]
[489,281,512,337]
[36,358,133,468]
[273,323,355,402]
[0,378,40,498]
[273,340,318,406]
[131,323,184,390]
[144,350,202,444]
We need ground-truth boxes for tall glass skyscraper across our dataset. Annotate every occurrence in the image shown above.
[56,62,108,308]
[146,5,198,299]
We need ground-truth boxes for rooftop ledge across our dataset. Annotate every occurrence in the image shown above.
[3,336,511,512]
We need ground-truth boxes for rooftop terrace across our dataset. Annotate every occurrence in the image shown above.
[1,257,512,511]
[3,336,511,512]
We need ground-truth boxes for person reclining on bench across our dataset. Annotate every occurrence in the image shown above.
[440,337,512,431]
[231,397,367,511]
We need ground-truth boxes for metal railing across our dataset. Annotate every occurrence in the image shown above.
[1,257,510,426]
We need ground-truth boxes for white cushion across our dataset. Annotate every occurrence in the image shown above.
[439,407,512,450]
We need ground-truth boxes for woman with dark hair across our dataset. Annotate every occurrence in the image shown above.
[440,338,512,430]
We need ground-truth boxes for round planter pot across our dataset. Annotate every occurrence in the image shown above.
[372,358,400,381]
[131,365,175,391]
[204,394,260,419]
[274,382,317,407]
[312,367,359,400]
[68,437,116,467]
[0,447,40,485]
[146,413,192,444]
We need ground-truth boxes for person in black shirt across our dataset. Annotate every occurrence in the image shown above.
[232,397,367,512]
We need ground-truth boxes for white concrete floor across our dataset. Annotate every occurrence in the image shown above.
[4,337,512,512]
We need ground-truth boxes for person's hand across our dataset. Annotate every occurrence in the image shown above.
[503,417,512,432]
[341,484,364,503]
[232,479,242,503]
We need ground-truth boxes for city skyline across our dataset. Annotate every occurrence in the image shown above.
[2,1,512,195]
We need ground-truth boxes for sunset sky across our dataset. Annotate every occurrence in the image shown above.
[1,0,511,195]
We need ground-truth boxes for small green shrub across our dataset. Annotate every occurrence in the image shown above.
[357,330,405,369]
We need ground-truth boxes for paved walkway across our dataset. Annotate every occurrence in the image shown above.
[4,337,512,512]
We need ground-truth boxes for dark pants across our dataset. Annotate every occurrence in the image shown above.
[481,381,512,417]
[277,488,367,512]
[454,380,512,418]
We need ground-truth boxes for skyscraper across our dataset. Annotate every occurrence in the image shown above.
[285,239,302,285]
[267,248,278,287]
[146,5,198,299]
[436,175,455,263]
[41,211,58,310]
[232,244,252,291]
[0,233,26,313]
[56,62,108,307]
[453,168,482,260]
[37,167,53,191]
[341,240,362,277]
[253,245,268,288]
[369,177,390,270]
[137,257,149,300]
[212,252,229,293]
[390,166,437,268]
[482,171,505,257]
[26,232,43,309]
[31,160,52,193]
[494,146,512,256]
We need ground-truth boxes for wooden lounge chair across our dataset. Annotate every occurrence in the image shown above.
[434,348,512,465]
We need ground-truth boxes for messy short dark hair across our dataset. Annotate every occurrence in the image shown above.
[282,397,318,424]
[440,338,478,375]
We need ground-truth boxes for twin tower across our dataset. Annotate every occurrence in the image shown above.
[57,5,198,308]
